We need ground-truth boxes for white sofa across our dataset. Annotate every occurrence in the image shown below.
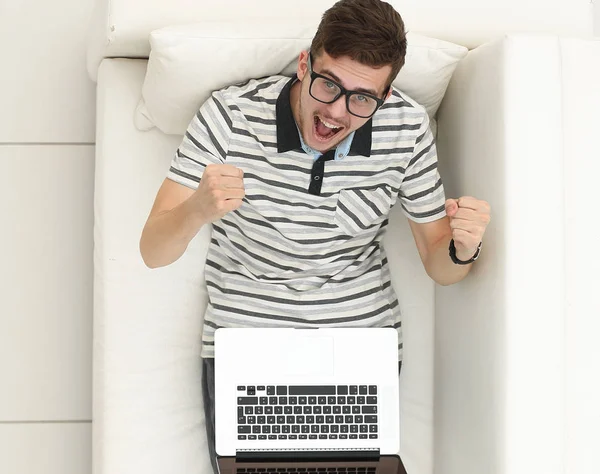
[87,1,600,473]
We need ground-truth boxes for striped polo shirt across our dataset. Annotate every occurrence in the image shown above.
[167,74,446,359]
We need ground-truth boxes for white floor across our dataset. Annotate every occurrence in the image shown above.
[0,1,95,473]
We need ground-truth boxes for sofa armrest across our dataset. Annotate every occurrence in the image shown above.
[435,35,566,474]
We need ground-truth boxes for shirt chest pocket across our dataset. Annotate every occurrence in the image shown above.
[334,186,393,236]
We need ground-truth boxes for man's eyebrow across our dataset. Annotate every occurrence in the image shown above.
[319,67,379,96]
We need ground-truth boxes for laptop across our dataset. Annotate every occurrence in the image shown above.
[214,328,406,473]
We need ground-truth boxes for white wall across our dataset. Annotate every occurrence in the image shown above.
[0,1,95,473]
[0,1,596,473]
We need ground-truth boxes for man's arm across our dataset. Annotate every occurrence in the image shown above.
[140,165,244,269]
[408,197,490,286]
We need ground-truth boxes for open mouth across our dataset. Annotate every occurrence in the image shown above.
[313,115,344,142]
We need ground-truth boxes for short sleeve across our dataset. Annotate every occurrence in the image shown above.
[398,112,447,223]
[167,90,234,189]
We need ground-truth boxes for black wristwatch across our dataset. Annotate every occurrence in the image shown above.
[449,239,482,265]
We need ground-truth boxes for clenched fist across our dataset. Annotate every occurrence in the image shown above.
[445,196,491,261]
[190,164,245,224]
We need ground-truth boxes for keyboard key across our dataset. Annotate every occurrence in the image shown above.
[282,425,290,434]
[303,406,312,414]
[275,407,283,414]
[350,386,358,395]
[329,434,338,439]
[289,435,298,440]
[279,397,288,405]
[289,397,297,405]
[238,416,246,424]
[369,425,378,433]
[268,435,277,440]
[247,416,256,424]
[362,406,377,414]
[367,396,377,404]
[286,416,294,424]
[265,406,273,414]
[257,386,265,391]
[300,435,308,439]
[335,416,344,423]
[292,425,300,433]
[347,396,356,405]
[276,386,287,395]
[323,406,331,414]
[326,416,334,424]
[350,425,359,433]
[337,385,348,395]
[312,406,320,414]
[321,425,329,433]
[331,425,339,433]
[277,416,285,424]
[360,425,368,433]
[365,415,377,424]
[308,396,317,405]
[255,406,264,414]
[294,406,302,415]
[350,434,358,439]
[289,386,336,395]
[311,426,319,434]
[337,396,346,404]
[259,397,268,405]
[284,406,292,414]
[359,386,368,395]
[278,435,287,440]
[269,397,278,405]
[248,435,257,440]
[267,386,275,395]
[319,435,328,439]
[252,426,261,433]
[352,406,360,414]
[310,435,318,440]
[369,434,378,439]
[238,435,247,440]
[341,425,349,433]
[238,397,258,405]
[237,386,246,391]
[343,406,351,414]
[316,416,325,424]
[245,407,253,415]
[340,434,348,439]
[238,426,251,433]
[369,386,377,395]
[333,406,341,414]
[318,396,326,404]
[355,415,363,423]
[328,397,336,405]
[357,396,365,404]
[273,426,281,434]
[259,435,267,440]
[262,426,271,434]
[360,434,368,439]
[257,416,266,424]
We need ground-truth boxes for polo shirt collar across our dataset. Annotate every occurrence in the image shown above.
[276,75,372,157]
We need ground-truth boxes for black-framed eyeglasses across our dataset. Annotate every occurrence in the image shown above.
[307,52,387,119]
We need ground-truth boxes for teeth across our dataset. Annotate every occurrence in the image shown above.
[319,117,341,129]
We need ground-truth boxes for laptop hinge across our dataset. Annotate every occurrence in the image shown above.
[235,449,380,463]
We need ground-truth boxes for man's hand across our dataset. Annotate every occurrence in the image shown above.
[445,196,491,261]
[190,164,245,224]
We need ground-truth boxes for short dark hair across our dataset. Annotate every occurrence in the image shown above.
[310,0,408,89]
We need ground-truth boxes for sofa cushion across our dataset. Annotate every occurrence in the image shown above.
[134,22,467,136]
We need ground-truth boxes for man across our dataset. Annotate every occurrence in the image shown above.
[139,0,490,470]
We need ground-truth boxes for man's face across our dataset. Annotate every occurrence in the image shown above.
[291,50,392,153]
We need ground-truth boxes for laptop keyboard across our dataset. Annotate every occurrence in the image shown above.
[236,385,378,441]
[236,468,377,473]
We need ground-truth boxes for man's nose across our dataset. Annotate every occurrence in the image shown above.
[327,95,348,121]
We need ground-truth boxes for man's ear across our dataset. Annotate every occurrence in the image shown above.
[384,87,393,101]
[296,50,309,81]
